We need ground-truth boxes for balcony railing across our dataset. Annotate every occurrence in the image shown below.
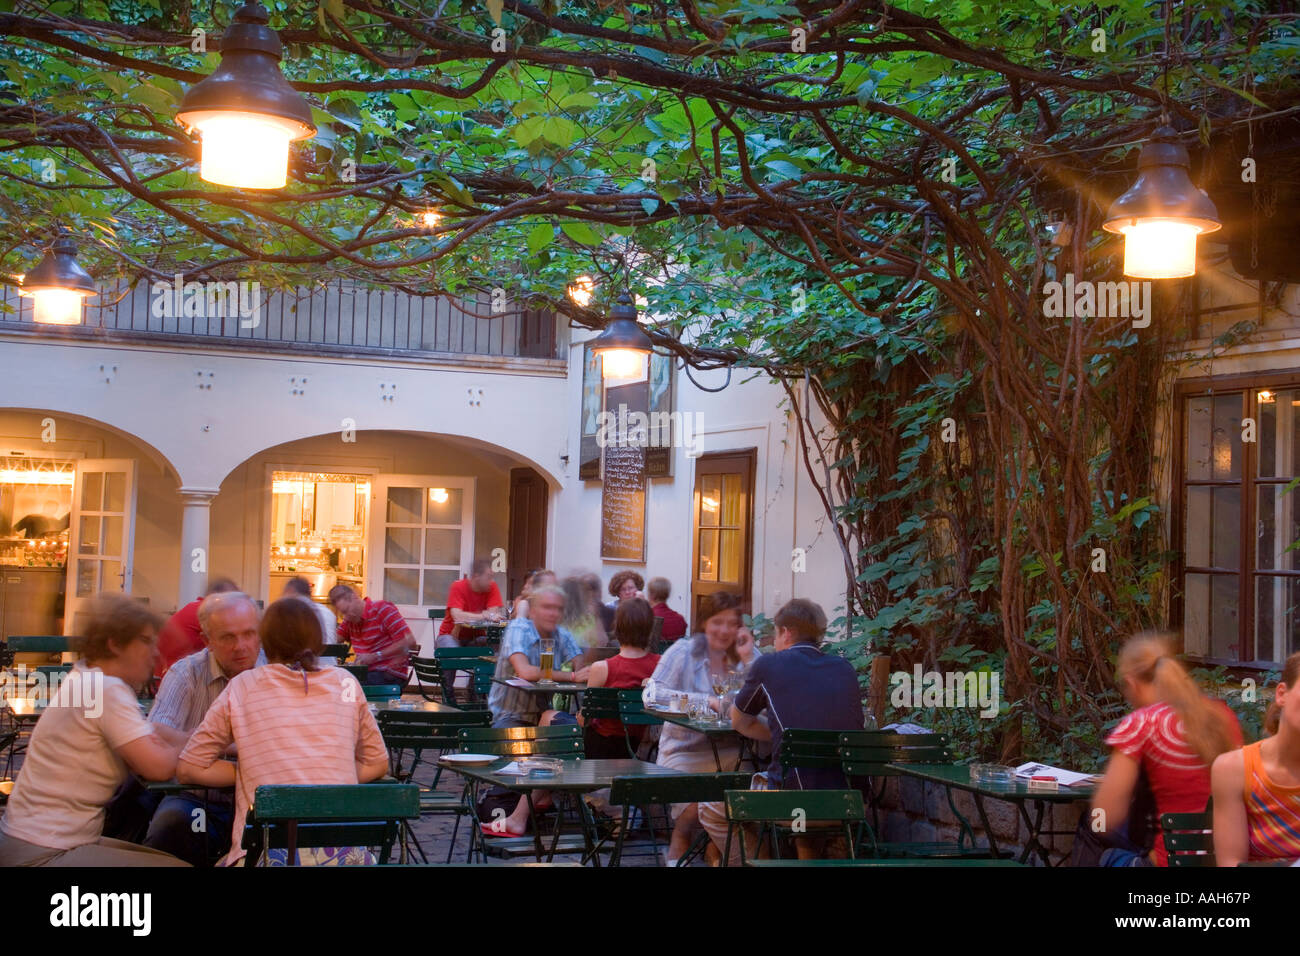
[0,279,565,363]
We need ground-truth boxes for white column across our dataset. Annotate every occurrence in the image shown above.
[178,488,219,606]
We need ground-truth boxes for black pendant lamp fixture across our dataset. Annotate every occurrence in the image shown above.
[591,293,654,382]
[1101,125,1222,278]
[176,1,316,189]
[20,233,96,325]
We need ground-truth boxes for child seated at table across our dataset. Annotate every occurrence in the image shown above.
[1090,632,1241,866]
[580,598,661,759]
[1212,651,1300,866]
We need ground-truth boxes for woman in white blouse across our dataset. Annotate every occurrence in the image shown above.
[646,591,757,865]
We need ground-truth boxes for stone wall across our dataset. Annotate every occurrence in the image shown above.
[872,775,1086,865]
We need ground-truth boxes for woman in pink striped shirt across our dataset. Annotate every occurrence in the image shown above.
[178,598,390,865]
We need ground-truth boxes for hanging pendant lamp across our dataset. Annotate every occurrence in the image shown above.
[176,2,316,189]
[591,293,653,383]
[20,234,96,325]
[1102,125,1221,279]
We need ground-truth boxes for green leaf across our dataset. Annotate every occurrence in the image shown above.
[560,221,602,245]
[526,222,553,254]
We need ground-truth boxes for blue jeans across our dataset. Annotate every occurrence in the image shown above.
[143,794,234,867]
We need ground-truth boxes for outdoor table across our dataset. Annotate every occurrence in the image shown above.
[645,708,757,773]
[441,756,683,865]
[885,762,1094,865]
[369,698,460,714]
[491,676,585,713]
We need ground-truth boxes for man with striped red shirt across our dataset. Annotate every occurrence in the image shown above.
[328,585,416,685]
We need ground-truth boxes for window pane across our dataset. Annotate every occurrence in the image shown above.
[386,487,422,524]
[423,528,461,566]
[1256,576,1300,663]
[76,559,98,597]
[383,567,418,605]
[1184,486,1240,569]
[698,528,718,581]
[81,471,103,511]
[1183,573,1239,660]
[102,560,122,592]
[422,569,461,607]
[104,472,126,513]
[78,516,99,555]
[1258,389,1300,479]
[721,474,742,526]
[699,476,721,528]
[101,516,122,558]
[1185,394,1241,480]
[719,529,741,583]
[1257,485,1300,571]
[427,487,463,525]
[384,527,420,565]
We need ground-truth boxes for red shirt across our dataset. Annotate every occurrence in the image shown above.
[156,599,204,678]
[337,598,412,681]
[1106,701,1242,866]
[590,652,661,739]
[438,578,505,638]
[652,603,687,642]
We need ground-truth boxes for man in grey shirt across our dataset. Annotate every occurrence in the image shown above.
[132,592,264,865]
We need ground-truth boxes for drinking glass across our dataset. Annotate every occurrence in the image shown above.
[539,639,555,682]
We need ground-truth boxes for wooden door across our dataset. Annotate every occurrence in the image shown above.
[507,467,549,602]
[690,450,756,630]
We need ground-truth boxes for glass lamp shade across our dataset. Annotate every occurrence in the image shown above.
[20,235,96,325]
[1116,220,1202,279]
[591,293,653,383]
[175,2,315,189]
[1102,126,1220,279]
[600,349,648,382]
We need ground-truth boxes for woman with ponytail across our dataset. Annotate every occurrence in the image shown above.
[177,598,390,865]
[1091,632,1242,866]
[1212,651,1300,866]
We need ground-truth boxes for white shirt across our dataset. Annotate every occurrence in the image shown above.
[0,662,154,849]
[296,595,339,666]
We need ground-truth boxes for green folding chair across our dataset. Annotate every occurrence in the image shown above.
[1162,799,1214,867]
[723,788,866,866]
[435,648,495,708]
[605,772,751,866]
[409,656,446,704]
[780,729,1007,859]
[378,709,492,862]
[455,725,585,861]
[7,635,69,655]
[241,783,420,866]
[580,687,663,759]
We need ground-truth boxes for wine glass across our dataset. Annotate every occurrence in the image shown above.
[709,671,728,721]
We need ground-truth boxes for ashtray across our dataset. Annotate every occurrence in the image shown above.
[520,757,563,777]
[969,763,1017,786]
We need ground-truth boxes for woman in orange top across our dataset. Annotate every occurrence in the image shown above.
[1212,652,1300,866]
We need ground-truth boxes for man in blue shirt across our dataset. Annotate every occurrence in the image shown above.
[698,598,863,863]
[487,585,587,729]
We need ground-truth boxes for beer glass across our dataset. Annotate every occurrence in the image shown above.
[539,638,555,682]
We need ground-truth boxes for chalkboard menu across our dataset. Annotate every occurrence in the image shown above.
[601,443,646,561]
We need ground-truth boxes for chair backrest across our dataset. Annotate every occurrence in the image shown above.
[320,643,351,659]
[363,683,402,702]
[608,772,752,807]
[780,728,952,776]
[410,656,441,684]
[724,788,867,824]
[241,783,419,865]
[581,687,662,727]
[457,724,584,757]
[7,635,69,655]
[1161,800,1215,867]
[340,663,368,682]
[377,710,492,751]
[436,647,493,662]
